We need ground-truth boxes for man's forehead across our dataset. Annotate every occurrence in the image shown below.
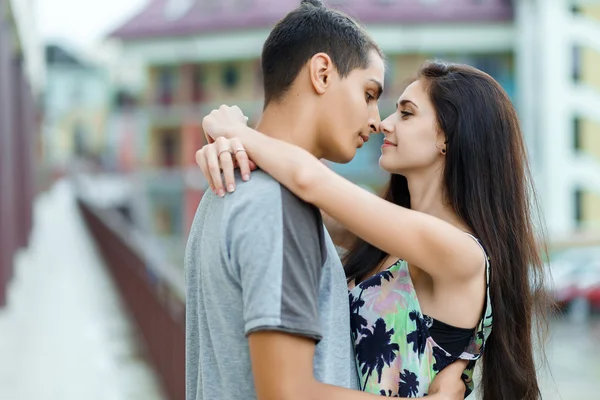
[367,77,383,89]
[365,58,385,88]
[365,57,385,83]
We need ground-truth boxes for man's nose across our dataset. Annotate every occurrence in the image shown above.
[369,121,379,134]
[368,111,381,134]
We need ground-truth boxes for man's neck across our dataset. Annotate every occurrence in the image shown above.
[255,101,323,159]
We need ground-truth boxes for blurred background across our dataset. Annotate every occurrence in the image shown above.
[0,0,599,399]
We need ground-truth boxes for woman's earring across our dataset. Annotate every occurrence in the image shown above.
[441,148,446,154]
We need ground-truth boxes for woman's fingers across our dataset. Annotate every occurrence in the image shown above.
[206,142,226,197]
[195,147,215,194]
[230,138,251,182]
[215,137,236,193]
[196,136,254,197]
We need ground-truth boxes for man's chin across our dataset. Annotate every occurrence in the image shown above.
[331,149,356,164]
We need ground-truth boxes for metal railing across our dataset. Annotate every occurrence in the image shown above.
[77,196,185,400]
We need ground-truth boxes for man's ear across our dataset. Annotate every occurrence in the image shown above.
[308,53,335,95]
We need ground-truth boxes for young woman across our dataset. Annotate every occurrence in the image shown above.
[197,61,550,399]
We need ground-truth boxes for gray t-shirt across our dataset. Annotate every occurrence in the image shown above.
[185,170,359,400]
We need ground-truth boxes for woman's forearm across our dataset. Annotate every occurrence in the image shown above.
[229,126,328,202]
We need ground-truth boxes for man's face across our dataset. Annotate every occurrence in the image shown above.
[317,50,385,163]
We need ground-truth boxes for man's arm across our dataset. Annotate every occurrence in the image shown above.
[249,331,467,400]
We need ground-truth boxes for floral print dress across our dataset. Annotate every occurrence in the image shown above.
[348,235,493,397]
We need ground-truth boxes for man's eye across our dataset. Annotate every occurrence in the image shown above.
[366,93,375,102]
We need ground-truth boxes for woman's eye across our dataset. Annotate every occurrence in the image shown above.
[400,111,412,118]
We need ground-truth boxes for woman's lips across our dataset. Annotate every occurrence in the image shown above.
[382,139,397,147]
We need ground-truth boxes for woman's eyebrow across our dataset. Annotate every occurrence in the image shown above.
[396,99,418,109]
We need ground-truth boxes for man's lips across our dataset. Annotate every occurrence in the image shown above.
[359,134,369,143]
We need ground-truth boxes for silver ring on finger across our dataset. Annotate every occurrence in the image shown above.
[218,149,232,158]
[233,148,246,155]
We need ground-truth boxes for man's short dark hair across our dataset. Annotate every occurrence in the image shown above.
[261,0,383,106]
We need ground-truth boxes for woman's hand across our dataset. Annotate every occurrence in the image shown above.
[202,105,248,142]
[195,137,256,197]
[427,359,468,400]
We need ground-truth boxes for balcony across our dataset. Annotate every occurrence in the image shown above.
[135,100,265,127]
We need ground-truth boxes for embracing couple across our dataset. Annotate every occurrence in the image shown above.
[185,1,549,399]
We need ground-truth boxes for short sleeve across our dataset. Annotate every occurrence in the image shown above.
[225,179,327,341]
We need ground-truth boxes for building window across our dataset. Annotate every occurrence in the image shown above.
[222,65,240,90]
[158,129,180,167]
[575,189,583,226]
[192,66,205,103]
[573,117,582,151]
[573,46,582,82]
[114,90,136,110]
[157,67,176,105]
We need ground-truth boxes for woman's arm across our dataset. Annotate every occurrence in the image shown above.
[200,107,484,282]
[209,125,481,282]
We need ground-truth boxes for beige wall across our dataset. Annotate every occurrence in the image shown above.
[145,60,262,166]
[146,54,434,110]
[582,191,600,227]
[581,47,600,93]
[581,119,600,160]
[390,54,429,94]
[197,60,259,103]
[579,5,600,226]
[580,5,600,93]
[147,60,261,103]
[148,127,181,167]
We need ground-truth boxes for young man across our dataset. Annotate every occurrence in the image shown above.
[185,1,466,399]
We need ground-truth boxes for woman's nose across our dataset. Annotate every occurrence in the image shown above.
[379,116,394,135]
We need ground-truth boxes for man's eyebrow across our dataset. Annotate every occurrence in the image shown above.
[368,79,383,99]
[396,99,418,109]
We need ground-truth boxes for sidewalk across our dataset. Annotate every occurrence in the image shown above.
[0,180,165,400]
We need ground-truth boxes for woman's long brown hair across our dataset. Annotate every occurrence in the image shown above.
[343,61,551,399]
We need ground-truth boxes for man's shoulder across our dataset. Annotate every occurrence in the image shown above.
[227,170,307,209]
[224,170,318,224]
[232,169,281,194]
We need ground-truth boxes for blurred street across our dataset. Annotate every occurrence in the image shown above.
[539,315,600,399]
[0,181,165,400]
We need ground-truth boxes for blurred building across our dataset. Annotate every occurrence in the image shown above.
[108,0,600,243]
[516,1,600,239]
[571,4,600,233]
[42,44,112,175]
[0,0,43,306]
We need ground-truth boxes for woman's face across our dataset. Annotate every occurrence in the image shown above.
[378,80,447,175]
